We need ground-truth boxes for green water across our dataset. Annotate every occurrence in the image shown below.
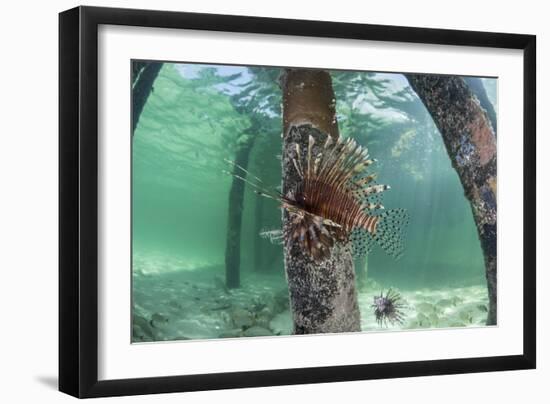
[132,63,495,342]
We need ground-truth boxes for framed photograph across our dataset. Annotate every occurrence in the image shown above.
[59,6,536,398]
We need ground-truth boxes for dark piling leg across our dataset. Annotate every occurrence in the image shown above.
[225,139,255,289]
[406,74,498,325]
[132,62,163,135]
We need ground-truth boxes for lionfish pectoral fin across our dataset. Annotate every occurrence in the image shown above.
[371,208,409,260]
[350,209,408,260]
[350,228,376,257]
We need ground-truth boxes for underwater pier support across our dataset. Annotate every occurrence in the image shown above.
[406,75,498,325]
[281,69,361,334]
[464,77,497,135]
[132,62,163,135]
[225,135,256,289]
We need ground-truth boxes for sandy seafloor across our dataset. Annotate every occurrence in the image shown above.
[132,253,490,343]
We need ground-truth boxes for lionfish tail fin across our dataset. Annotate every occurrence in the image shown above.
[373,208,409,260]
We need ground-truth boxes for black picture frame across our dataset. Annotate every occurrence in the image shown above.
[59,5,536,398]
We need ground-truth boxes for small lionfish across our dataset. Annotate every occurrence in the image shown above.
[372,289,406,327]
[224,133,408,262]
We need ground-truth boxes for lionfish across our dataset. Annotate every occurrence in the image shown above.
[372,289,406,327]
[224,132,408,262]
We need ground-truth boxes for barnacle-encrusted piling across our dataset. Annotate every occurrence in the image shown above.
[225,134,256,289]
[283,125,361,333]
[281,69,361,334]
[406,74,497,325]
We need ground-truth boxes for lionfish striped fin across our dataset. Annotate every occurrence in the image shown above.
[318,137,349,181]
[316,137,346,180]
[334,144,371,189]
[322,139,359,189]
[327,141,358,184]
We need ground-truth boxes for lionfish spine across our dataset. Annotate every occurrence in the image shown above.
[292,158,303,179]
[293,144,304,178]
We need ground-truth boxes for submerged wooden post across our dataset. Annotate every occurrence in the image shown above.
[225,136,255,289]
[281,69,361,334]
[464,77,497,135]
[132,62,163,135]
[406,74,497,325]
